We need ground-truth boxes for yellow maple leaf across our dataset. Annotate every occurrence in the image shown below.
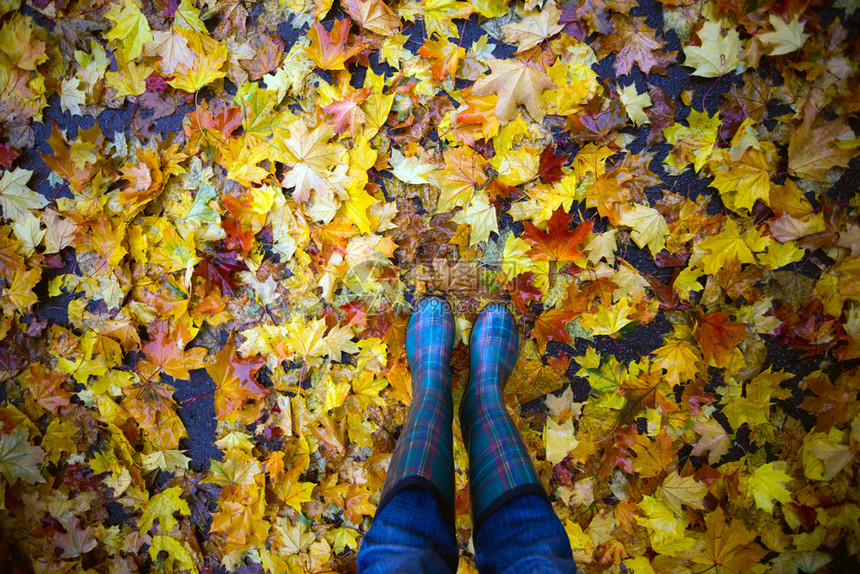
[167,51,227,93]
[663,109,720,173]
[619,203,669,255]
[138,486,190,533]
[682,21,742,78]
[0,168,48,225]
[422,0,473,38]
[746,462,793,514]
[274,119,345,203]
[105,0,153,60]
[759,14,809,56]
[696,218,756,274]
[653,338,701,386]
[451,189,498,246]
[2,267,40,315]
[148,536,198,574]
[658,472,706,515]
[544,418,578,465]
[105,54,153,98]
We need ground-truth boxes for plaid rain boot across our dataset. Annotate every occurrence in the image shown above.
[377,296,457,523]
[460,304,549,532]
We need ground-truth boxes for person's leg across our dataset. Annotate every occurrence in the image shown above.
[357,296,459,573]
[460,304,575,573]
[357,486,459,573]
[474,493,576,573]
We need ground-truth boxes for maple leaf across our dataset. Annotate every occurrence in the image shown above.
[746,462,793,514]
[451,189,498,246]
[145,31,197,75]
[422,0,473,38]
[709,147,772,211]
[530,307,576,352]
[510,339,571,402]
[619,83,653,127]
[631,431,675,478]
[521,209,593,263]
[208,338,268,424]
[148,535,199,573]
[343,0,401,36]
[139,321,206,380]
[305,19,366,70]
[471,58,557,122]
[417,34,464,82]
[0,168,48,225]
[274,119,344,202]
[0,427,45,485]
[0,14,48,70]
[2,267,41,315]
[653,339,701,386]
[690,417,732,464]
[692,507,766,573]
[696,217,757,274]
[695,310,747,366]
[55,516,98,559]
[683,21,743,78]
[431,146,488,212]
[600,14,674,76]
[503,0,564,53]
[758,15,808,56]
[204,449,261,487]
[537,145,569,184]
[544,418,578,465]
[59,77,86,116]
[323,91,369,135]
[663,109,721,173]
[619,204,669,256]
[105,0,153,60]
[788,101,860,182]
[105,54,153,97]
[658,472,706,515]
[566,100,627,141]
[139,486,191,533]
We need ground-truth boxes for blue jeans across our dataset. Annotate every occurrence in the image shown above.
[357,487,576,573]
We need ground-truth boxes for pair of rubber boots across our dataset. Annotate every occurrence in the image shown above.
[377,297,547,533]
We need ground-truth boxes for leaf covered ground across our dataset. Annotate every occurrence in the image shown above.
[0,0,859,572]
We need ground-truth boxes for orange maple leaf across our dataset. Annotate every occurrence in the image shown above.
[530,307,577,352]
[521,208,593,263]
[305,19,367,71]
[139,321,206,380]
[695,310,747,365]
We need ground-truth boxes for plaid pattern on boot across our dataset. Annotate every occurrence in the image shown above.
[460,304,549,533]
[377,296,457,523]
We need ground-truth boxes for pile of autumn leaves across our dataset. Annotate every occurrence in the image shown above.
[0,0,859,572]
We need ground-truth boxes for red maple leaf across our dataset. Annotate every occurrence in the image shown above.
[538,145,570,184]
[507,272,543,314]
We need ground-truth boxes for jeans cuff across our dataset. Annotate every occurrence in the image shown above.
[473,483,550,537]
[377,476,456,527]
